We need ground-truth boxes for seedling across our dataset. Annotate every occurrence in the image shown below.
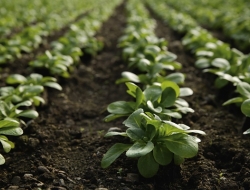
[6,73,62,91]
[101,109,205,178]
[105,81,193,122]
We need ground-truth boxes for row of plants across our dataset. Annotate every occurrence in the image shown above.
[0,0,73,39]
[165,0,250,51]
[29,0,122,78]
[146,0,250,134]
[101,0,205,178]
[0,0,122,165]
[0,0,98,65]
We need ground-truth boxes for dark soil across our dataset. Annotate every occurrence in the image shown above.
[0,2,250,190]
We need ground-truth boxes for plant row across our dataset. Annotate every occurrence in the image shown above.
[146,0,250,133]
[165,0,250,51]
[0,0,122,165]
[0,0,75,39]
[101,0,205,178]
[0,0,99,65]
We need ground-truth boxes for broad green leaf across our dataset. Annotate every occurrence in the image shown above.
[159,121,185,136]
[104,113,127,122]
[0,137,14,153]
[161,81,180,97]
[101,143,131,168]
[0,154,5,165]
[179,88,193,97]
[174,154,184,165]
[120,72,140,83]
[211,58,230,70]
[165,134,198,158]
[126,128,145,141]
[137,152,159,178]
[104,131,127,137]
[153,144,173,165]
[32,96,45,106]
[44,82,62,90]
[175,98,189,107]
[241,99,250,117]
[123,109,143,128]
[19,85,44,94]
[160,88,176,107]
[195,58,210,68]
[177,107,194,114]
[196,50,214,57]
[147,100,162,113]
[144,86,162,102]
[162,110,182,119]
[0,126,23,136]
[0,118,19,129]
[126,141,154,158]
[237,82,250,98]
[146,124,157,141]
[17,110,39,119]
[125,82,138,98]
[107,101,134,115]
[6,74,27,84]
[15,100,32,108]
[165,73,185,84]
[222,97,243,106]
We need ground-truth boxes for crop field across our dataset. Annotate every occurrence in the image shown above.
[0,0,250,189]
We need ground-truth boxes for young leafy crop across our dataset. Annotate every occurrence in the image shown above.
[6,73,62,90]
[105,81,193,122]
[102,109,205,178]
[101,0,204,178]
[0,118,23,165]
[147,0,250,134]
[0,100,38,165]
[29,1,121,77]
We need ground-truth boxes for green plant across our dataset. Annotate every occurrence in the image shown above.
[0,85,44,106]
[6,73,62,90]
[101,109,205,178]
[105,81,193,122]
[0,117,23,165]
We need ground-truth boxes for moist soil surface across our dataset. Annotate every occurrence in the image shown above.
[0,2,249,190]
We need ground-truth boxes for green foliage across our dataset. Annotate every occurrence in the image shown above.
[101,109,205,178]
[105,82,193,122]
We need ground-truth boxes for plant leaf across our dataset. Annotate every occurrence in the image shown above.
[0,126,23,136]
[126,127,145,141]
[179,88,193,97]
[165,133,198,158]
[0,154,5,165]
[160,87,176,107]
[0,118,19,129]
[123,109,143,128]
[107,101,134,115]
[126,141,154,158]
[101,143,131,168]
[241,99,250,117]
[44,82,62,90]
[237,82,250,98]
[153,144,173,165]
[137,152,159,178]
[222,97,243,106]
[174,154,185,165]
[6,74,27,84]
